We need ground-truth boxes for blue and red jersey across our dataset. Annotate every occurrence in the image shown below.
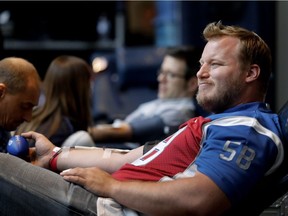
[112,102,284,206]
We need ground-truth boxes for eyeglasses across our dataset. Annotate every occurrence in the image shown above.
[157,69,186,79]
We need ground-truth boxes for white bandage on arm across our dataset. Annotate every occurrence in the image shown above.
[58,146,130,159]
[60,147,73,158]
[102,148,130,158]
[102,148,112,158]
[103,148,130,158]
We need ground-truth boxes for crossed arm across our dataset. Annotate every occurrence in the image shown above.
[88,122,133,142]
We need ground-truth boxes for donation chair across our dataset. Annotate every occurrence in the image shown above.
[237,100,288,216]
[259,100,288,216]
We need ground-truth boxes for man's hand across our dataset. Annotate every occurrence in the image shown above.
[21,131,56,168]
[60,167,118,197]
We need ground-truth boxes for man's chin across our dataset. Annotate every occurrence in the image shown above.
[196,96,213,113]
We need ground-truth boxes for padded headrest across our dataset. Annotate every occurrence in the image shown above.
[116,47,166,90]
[278,100,288,142]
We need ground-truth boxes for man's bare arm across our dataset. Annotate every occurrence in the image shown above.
[57,146,143,173]
[61,167,231,216]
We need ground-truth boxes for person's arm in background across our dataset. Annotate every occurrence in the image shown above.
[128,103,196,144]
[88,115,177,145]
[88,121,133,143]
[88,102,196,145]
[22,131,143,173]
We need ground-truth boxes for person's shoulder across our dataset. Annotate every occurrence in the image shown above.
[137,98,159,107]
[207,102,278,124]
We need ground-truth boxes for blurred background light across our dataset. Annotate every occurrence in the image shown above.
[92,56,108,73]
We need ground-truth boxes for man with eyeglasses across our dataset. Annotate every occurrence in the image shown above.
[88,46,204,148]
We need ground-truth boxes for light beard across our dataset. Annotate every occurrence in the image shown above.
[197,80,244,114]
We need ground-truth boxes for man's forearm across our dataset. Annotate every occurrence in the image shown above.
[109,173,230,216]
[88,122,133,142]
[56,146,144,173]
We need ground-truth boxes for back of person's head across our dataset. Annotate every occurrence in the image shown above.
[203,21,272,96]
[16,55,93,137]
[43,55,92,128]
[165,46,202,81]
[0,57,40,94]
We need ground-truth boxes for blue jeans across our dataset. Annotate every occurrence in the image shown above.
[0,153,98,215]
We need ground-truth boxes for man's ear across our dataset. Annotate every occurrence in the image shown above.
[246,64,260,83]
[0,83,7,99]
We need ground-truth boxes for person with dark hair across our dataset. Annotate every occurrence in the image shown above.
[0,21,284,216]
[15,55,94,147]
[0,57,41,152]
[88,46,201,148]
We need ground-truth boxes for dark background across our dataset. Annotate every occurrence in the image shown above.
[0,1,277,118]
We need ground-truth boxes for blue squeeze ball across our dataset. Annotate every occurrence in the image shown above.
[7,135,29,157]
